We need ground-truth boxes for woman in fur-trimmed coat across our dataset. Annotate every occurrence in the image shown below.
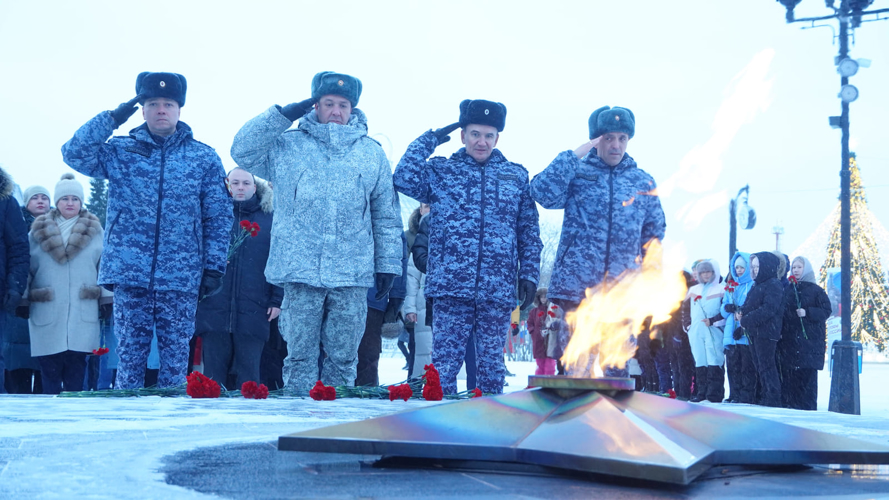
[27,174,110,394]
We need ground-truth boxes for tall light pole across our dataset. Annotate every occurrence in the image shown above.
[728,185,756,264]
[777,0,888,415]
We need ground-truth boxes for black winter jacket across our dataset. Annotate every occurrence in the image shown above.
[412,214,429,274]
[780,280,831,369]
[0,169,29,296]
[740,252,784,341]
[195,183,283,341]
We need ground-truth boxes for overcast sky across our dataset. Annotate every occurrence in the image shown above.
[1,0,887,272]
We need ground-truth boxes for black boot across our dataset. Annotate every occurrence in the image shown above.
[690,367,707,402]
[707,365,725,403]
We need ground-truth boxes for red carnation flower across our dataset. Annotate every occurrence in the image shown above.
[309,380,336,401]
[249,222,260,237]
[423,384,443,401]
[186,371,221,398]
[241,381,269,399]
[550,304,558,310]
[92,347,109,356]
[668,389,677,399]
[547,311,556,318]
[537,311,544,317]
[388,384,412,401]
[693,295,702,302]
[471,388,482,398]
[240,220,251,229]
[789,275,798,284]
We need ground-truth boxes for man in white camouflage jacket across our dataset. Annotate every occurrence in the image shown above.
[231,71,402,393]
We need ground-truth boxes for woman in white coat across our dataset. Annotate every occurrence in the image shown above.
[27,174,110,394]
[685,259,726,403]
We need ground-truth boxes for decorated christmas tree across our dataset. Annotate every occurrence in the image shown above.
[819,153,889,351]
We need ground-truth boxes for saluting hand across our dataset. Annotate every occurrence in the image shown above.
[573,136,601,159]
[432,122,460,146]
[279,98,317,122]
[109,95,143,129]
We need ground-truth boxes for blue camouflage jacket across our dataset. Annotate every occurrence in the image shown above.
[393,130,542,309]
[61,113,233,293]
[530,150,666,303]
[230,107,402,288]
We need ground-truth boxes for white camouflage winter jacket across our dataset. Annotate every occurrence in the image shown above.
[231,107,402,288]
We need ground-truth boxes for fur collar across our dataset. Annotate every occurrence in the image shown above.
[31,209,102,264]
[255,179,273,214]
[0,167,13,200]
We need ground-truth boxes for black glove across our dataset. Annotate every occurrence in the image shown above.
[374,273,397,301]
[15,305,29,319]
[199,270,225,300]
[99,303,113,320]
[724,303,736,313]
[383,298,403,324]
[432,122,460,145]
[279,98,316,122]
[109,95,142,128]
[517,279,537,311]
[5,290,22,315]
[732,326,745,341]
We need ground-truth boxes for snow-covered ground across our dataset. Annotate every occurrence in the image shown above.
[1,357,888,498]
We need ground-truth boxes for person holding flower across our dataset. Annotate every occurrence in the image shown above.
[195,168,282,389]
[684,259,726,403]
[26,174,111,393]
[779,256,831,410]
[720,252,756,404]
[738,252,785,407]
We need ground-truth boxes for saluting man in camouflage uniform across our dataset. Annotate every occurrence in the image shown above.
[530,106,666,374]
[394,100,542,395]
[61,72,233,388]
[231,72,402,393]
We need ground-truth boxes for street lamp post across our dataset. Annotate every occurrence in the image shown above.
[778,0,889,415]
[728,185,755,264]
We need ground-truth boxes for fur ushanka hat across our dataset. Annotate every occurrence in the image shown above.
[311,71,362,107]
[588,105,635,139]
[136,72,187,107]
[458,99,507,132]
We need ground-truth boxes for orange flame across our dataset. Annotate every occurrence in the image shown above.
[561,239,688,376]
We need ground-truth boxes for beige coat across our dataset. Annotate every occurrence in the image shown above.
[27,209,110,357]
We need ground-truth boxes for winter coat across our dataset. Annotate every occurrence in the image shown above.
[393,130,542,309]
[527,303,549,360]
[781,279,831,370]
[61,114,233,293]
[194,182,283,342]
[412,213,429,274]
[686,260,726,364]
[231,107,402,288]
[739,252,784,341]
[403,257,430,335]
[0,168,29,297]
[1,207,40,371]
[530,150,666,303]
[27,209,111,356]
[721,252,753,346]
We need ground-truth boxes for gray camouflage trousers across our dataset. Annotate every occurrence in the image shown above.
[114,286,199,389]
[280,283,367,393]
[432,297,512,395]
